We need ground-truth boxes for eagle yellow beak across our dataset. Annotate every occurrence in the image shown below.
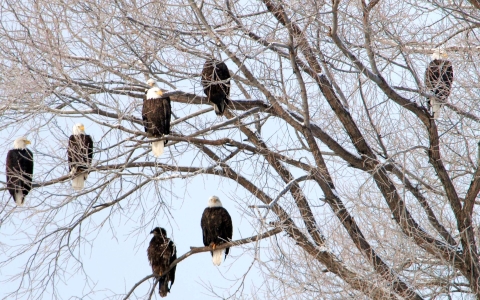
[25,140,31,145]
[79,125,85,131]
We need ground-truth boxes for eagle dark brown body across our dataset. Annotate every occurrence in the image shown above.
[425,59,454,103]
[425,58,454,119]
[201,196,233,266]
[68,134,93,174]
[147,227,177,297]
[142,95,171,141]
[6,148,34,205]
[201,59,230,116]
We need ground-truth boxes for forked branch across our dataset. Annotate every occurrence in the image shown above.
[123,228,282,300]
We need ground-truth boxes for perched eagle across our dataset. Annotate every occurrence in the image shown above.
[6,137,34,206]
[143,79,171,157]
[68,123,94,191]
[147,227,177,297]
[201,59,230,116]
[425,49,454,119]
[201,196,233,266]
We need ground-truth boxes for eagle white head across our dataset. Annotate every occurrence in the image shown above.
[432,49,448,60]
[146,87,164,100]
[73,123,86,135]
[147,78,156,87]
[13,136,31,149]
[208,195,223,207]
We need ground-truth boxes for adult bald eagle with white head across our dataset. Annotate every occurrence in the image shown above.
[68,123,94,190]
[201,196,233,266]
[6,137,34,206]
[143,79,171,157]
[425,49,454,119]
[201,59,230,116]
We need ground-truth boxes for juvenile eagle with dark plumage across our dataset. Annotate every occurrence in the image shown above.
[143,79,171,157]
[147,227,177,297]
[6,136,34,206]
[201,196,233,266]
[201,59,230,116]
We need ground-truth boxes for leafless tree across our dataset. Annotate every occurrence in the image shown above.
[1,0,480,299]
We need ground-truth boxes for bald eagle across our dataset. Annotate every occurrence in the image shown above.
[148,227,177,297]
[201,196,233,266]
[201,59,230,116]
[425,49,454,119]
[143,80,171,157]
[68,123,94,191]
[6,137,34,206]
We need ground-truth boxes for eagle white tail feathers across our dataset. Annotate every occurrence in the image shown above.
[15,191,24,206]
[212,249,224,266]
[430,97,442,119]
[432,103,442,119]
[72,175,85,190]
[151,140,164,157]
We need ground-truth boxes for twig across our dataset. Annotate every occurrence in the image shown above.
[248,174,312,210]
[123,227,282,299]
[188,227,282,252]
[123,274,154,300]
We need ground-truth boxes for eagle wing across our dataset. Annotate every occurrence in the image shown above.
[168,240,177,288]
[200,208,211,247]
[142,89,149,133]
[142,98,154,135]
[215,61,231,99]
[201,59,231,115]
[85,135,94,165]
[201,60,230,99]
[67,136,75,171]
[148,234,176,296]
[23,149,34,190]
[6,149,34,199]
[425,59,454,103]
[68,135,93,173]
[201,60,215,97]
[147,235,174,276]
[201,207,233,249]
[219,207,233,255]
[162,97,171,144]
[142,97,171,138]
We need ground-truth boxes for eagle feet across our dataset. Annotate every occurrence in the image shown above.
[209,242,217,250]
[69,168,76,176]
